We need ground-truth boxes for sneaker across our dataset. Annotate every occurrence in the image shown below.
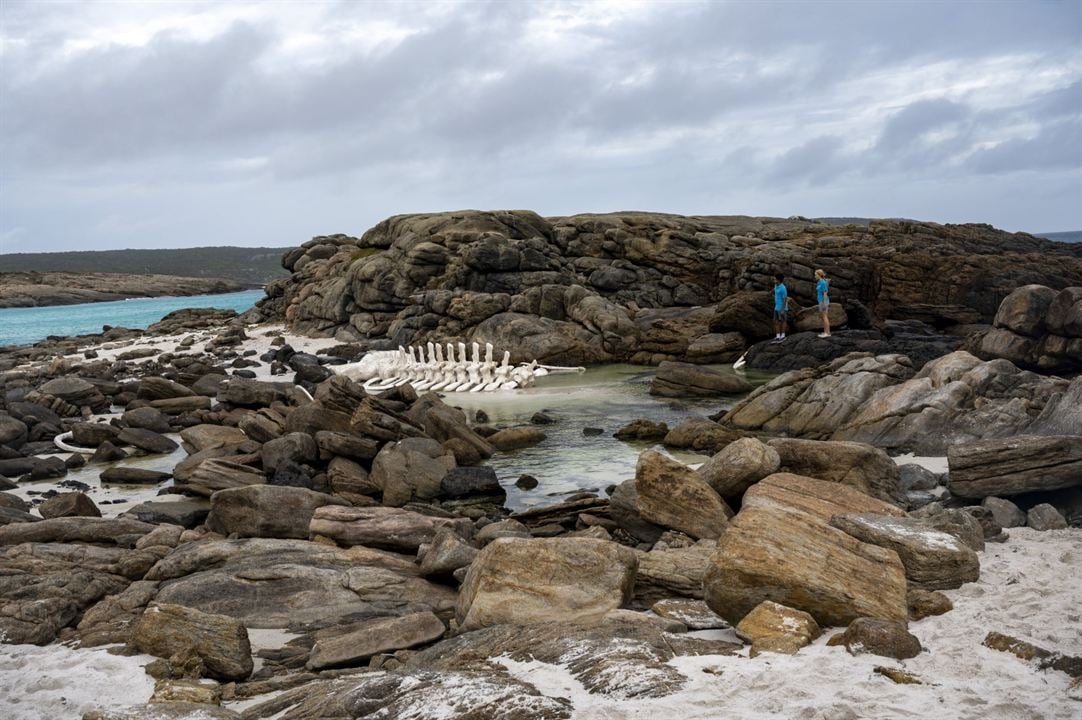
[818,332,830,338]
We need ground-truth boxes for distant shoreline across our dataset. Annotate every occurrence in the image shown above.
[0,271,257,309]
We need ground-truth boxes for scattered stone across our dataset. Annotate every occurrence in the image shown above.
[71,422,120,447]
[983,631,1082,678]
[487,426,547,451]
[613,418,669,441]
[981,497,1027,528]
[1027,503,1068,531]
[515,474,539,490]
[475,519,532,545]
[874,666,923,684]
[650,599,729,630]
[827,617,922,660]
[907,589,953,620]
[531,411,556,425]
[419,527,479,578]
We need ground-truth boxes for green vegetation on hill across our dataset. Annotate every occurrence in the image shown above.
[0,246,291,285]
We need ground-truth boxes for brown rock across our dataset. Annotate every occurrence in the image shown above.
[38,491,101,519]
[306,611,446,670]
[131,603,252,681]
[633,450,732,540]
[827,617,921,660]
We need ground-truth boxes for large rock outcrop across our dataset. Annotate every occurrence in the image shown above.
[259,211,1082,365]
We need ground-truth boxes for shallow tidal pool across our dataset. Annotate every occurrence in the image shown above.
[441,363,774,510]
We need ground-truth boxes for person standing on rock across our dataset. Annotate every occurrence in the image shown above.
[815,268,831,338]
[772,273,789,343]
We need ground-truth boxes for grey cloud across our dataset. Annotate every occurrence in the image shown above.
[968,118,1082,174]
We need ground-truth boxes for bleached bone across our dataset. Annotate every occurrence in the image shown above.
[337,341,585,394]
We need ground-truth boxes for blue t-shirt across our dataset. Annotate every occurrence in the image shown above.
[774,283,788,311]
[817,278,829,302]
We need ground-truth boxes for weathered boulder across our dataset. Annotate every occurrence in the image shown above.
[117,428,179,455]
[829,513,980,590]
[614,418,668,441]
[948,435,1082,498]
[146,538,457,629]
[907,589,953,620]
[206,485,347,539]
[649,361,752,398]
[131,603,252,681]
[0,414,28,449]
[827,617,921,659]
[696,437,780,498]
[100,467,172,484]
[39,491,101,519]
[743,327,961,374]
[661,418,742,454]
[1027,503,1068,531]
[39,377,107,410]
[0,516,157,546]
[456,537,637,630]
[180,425,247,454]
[120,407,171,434]
[123,498,210,528]
[735,600,820,655]
[369,437,457,506]
[219,378,286,407]
[703,473,908,626]
[981,497,1027,528]
[768,438,902,503]
[137,377,195,401]
[419,527,480,578]
[631,450,732,540]
[309,505,471,553]
[306,611,446,670]
[260,432,318,472]
[173,458,264,497]
[72,422,120,447]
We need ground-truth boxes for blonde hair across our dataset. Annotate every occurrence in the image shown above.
[814,269,825,278]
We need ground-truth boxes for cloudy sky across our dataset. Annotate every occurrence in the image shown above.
[1,0,1080,253]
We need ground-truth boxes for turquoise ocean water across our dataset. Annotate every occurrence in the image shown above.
[0,289,264,347]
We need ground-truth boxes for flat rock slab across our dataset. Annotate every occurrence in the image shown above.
[948,435,1082,498]
[117,428,179,454]
[830,513,980,590]
[146,538,456,630]
[207,485,347,539]
[100,467,173,484]
[0,516,156,546]
[307,611,446,670]
[123,498,210,528]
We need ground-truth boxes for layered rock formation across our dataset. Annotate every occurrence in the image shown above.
[258,212,1082,365]
[722,351,1077,453]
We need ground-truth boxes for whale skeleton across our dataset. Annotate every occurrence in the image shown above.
[332,341,584,393]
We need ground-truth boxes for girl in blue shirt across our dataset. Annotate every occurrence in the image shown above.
[815,268,831,338]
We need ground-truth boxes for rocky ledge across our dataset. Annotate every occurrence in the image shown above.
[254,211,1082,368]
[0,272,247,309]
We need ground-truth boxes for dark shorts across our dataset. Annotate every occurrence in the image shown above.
[773,310,787,322]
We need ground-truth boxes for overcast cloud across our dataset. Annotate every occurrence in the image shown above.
[1,0,1080,253]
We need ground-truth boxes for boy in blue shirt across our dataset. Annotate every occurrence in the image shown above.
[772,273,788,342]
[815,268,831,338]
